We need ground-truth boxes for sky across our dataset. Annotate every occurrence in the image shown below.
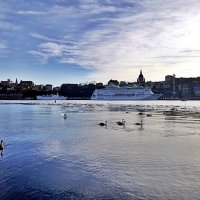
[0,0,200,86]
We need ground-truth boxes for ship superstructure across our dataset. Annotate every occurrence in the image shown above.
[91,83,162,100]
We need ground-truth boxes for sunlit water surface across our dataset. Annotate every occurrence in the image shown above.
[0,100,200,199]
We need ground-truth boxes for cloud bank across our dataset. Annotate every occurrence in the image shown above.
[1,0,200,83]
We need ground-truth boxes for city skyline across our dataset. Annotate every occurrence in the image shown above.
[0,0,200,86]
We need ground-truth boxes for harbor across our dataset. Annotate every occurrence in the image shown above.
[1,100,200,199]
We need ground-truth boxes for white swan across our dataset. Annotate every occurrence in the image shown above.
[61,112,67,118]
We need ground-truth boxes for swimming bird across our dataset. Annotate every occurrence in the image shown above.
[61,112,67,119]
[0,140,4,151]
[99,121,107,126]
[135,120,143,126]
[138,112,144,115]
[116,119,126,126]
[146,114,152,117]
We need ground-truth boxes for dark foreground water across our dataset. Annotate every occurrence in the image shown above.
[0,100,200,200]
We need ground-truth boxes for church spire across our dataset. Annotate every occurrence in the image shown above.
[15,78,18,85]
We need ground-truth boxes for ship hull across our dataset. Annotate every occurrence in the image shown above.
[91,94,162,100]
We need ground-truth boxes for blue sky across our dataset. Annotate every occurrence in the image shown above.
[0,0,200,86]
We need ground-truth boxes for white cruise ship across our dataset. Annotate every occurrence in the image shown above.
[91,83,162,100]
[36,93,67,100]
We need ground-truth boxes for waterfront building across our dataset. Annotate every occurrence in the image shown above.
[157,75,200,99]
[1,79,11,87]
[53,87,60,92]
[19,81,34,90]
[165,75,174,82]
[32,85,44,91]
[175,77,200,99]
[45,84,53,91]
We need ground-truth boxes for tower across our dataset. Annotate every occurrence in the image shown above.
[15,78,18,85]
[137,70,145,86]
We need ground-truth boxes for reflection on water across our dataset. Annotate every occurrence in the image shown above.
[0,101,200,199]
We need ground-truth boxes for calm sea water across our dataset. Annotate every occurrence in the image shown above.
[0,100,200,200]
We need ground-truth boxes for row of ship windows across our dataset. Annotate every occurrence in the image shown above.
[98,91,145,94]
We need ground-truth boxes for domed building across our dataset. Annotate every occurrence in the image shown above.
[137,70,145,86]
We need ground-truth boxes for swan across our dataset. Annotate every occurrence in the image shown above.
[0,140,4,151]
[135,120,143,126]
[138,112,144,115]
[99,121,107,126]
[61,112,67,118]
[116,119,125,126]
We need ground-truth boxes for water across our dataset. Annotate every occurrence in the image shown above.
[0,100,200,199]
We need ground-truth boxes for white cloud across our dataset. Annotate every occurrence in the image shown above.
[28,0,200,82]
[0,21,21,31]
[0,42,8,57]
[39,42,66,57]
[28,50,49,64]
[17,10,46,16]
[29,42,71,63]
[0,42,6,49]
[29,32,72,45]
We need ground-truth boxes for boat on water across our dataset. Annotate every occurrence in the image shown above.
[181,98,187,101]
[91,83,162,100]
[36,93,67,100]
